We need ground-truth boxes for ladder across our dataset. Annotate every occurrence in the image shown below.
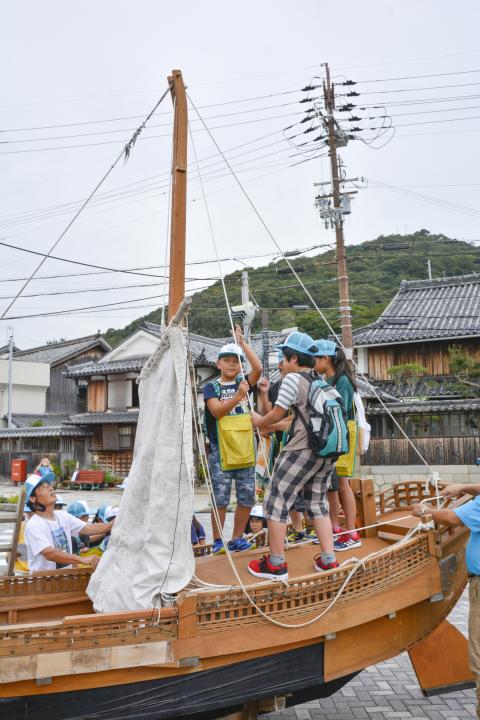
[0,486,26,576]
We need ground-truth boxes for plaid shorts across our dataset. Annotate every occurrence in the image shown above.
[264,449,334,522]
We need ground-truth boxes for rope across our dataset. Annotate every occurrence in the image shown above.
[187,121,275,481]
[189,343,438,628]
[0,84,173,322]
[186,91,437,478]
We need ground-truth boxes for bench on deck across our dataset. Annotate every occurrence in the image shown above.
[68,470,105,490]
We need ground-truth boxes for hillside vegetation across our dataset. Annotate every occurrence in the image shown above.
[105,230,480,346]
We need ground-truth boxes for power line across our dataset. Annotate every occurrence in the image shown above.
[340,80,480,96]
[0,98,313,145]
[0,85,173,321]
[0,111,306,156]
[351,68,480,84]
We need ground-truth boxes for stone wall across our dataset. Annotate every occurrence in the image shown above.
[359,463,480,490]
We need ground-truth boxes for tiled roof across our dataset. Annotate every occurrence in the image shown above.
[367,398,480,415]
[13,334,111,366]
[66,330,228,379]
[0,426,91,438]
[66,356,147,378]
[67,411,139,425]
[9,414,70,428]
[353,273,480,346]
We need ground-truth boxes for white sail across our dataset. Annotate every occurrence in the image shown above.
[87,324,195,612]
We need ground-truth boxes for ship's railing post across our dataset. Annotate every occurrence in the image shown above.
[176,593,198,639]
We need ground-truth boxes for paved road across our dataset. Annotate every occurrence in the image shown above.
[263,593,477,720]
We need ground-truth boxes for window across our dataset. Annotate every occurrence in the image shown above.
[131,381,139,409]
[118,425,134,449]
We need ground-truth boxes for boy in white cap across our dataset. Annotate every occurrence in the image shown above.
[204,324,262,554]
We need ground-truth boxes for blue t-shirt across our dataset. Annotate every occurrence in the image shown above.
[454,496,480,574]
[204,379,251,446]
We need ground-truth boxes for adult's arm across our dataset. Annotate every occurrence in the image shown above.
[412,505,463,526]
[442,483,480,498]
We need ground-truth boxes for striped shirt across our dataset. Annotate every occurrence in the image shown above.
[275,373,303,411]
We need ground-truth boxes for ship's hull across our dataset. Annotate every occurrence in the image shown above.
[0,641,359,720]
[0,487,472,720]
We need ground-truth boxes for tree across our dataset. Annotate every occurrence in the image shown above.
[448,345,480,396]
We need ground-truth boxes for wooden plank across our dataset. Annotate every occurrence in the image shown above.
[408,620,475,695]
[0,641,174,684]
[6,486,25,576]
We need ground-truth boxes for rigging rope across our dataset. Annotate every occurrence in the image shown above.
[0,84,173,321]
[186,91,438,482]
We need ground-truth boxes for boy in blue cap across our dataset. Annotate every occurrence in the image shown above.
[204,324,262,554]
[248,332,338,580]
[24,476,114,573]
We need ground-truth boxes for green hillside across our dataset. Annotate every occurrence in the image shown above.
[104,230,480,346]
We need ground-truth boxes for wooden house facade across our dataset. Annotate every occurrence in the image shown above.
[353,273,480,466]
[66,323,223,478]
[13,334,111,414]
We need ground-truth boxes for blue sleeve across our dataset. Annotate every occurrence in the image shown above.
[454,497,480,532]
[191,523,198,544]
[204,383,218,401]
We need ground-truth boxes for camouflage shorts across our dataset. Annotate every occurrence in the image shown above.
[208,444,255,508]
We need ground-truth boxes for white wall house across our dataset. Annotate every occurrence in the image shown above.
[0,358,50,422]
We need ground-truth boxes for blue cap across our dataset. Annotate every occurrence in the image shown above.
[276,331,317,357]
[24,473,54,511]
[277,350,284,363]
[314,339,337,356]
[68,500,90,518]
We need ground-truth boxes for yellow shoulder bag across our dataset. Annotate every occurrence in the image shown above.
[217,413,256,471]
[335,419,358,478]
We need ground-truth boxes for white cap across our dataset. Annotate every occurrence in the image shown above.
[54,494,67,506]
[250,505,265,518]
[218,343,245,360]
[104,505,118,521]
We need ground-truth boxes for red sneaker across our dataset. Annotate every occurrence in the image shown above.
[314,555,340,572]
[248,555,288,581]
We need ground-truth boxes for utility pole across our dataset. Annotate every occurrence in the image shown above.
[261,309,269,378]
[7,327,14,429]
[323,63,353,356]
[427,258,432,280]
[167,70,188,321]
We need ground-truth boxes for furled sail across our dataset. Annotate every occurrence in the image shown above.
[87,323,195,612]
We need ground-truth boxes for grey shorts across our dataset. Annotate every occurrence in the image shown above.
[264,449,334,523]
[208,443,255,508]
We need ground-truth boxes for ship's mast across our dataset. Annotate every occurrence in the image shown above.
[167,69,188,321]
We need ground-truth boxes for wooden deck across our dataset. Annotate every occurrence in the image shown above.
[194,535,391,587]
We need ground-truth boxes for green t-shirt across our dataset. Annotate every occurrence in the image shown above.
[327,374,354,420]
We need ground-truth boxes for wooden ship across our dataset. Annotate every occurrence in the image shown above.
[0,71,475,720]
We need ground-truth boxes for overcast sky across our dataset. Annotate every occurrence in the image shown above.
[1,1,480,348]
